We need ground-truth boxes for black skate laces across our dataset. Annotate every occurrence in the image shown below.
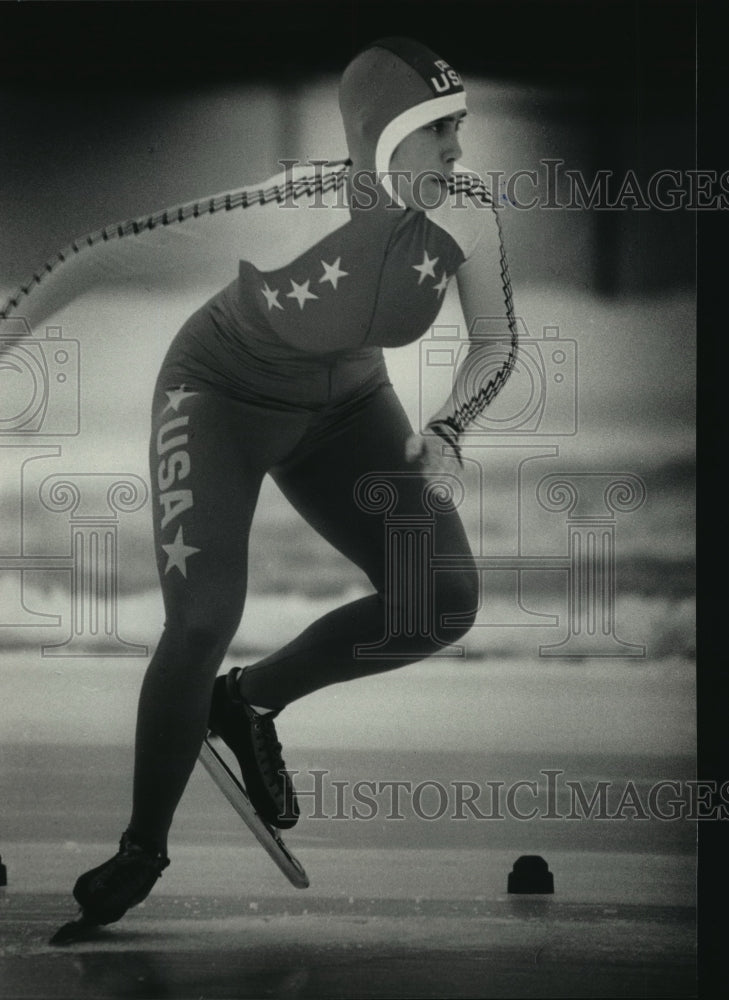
[250,712,287,786]
[222,669,296,818]
[228,669,289,789]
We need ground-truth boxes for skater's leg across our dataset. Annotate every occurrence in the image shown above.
[238,383,479,708]
[70,383,312,923]
[128,385,308,852]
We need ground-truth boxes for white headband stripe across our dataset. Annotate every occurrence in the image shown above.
[375,92,468,205]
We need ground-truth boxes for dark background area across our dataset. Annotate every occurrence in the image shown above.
[0,0,699,294]
[0,0,697,90]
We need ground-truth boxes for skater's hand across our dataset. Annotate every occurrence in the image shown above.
[405,432,462,474]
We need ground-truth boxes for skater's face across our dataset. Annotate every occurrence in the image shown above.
[389,112,466,210]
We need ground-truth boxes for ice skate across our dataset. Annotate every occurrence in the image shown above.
[208,667,299,829]
[50,831,169,944]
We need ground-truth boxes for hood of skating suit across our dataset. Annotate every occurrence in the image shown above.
[338,37,468,207]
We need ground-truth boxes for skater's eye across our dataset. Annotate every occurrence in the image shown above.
[425,115,466,135]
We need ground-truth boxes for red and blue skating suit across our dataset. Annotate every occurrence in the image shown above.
[159,158,504,405]
[149,158,509,709]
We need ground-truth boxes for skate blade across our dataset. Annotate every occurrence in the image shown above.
[49,913,103,946]
[199,735,310,889]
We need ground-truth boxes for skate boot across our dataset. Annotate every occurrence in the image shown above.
[73,831,170,925]
[208,667,299,829]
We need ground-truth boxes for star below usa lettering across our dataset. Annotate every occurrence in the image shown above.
[162,525,201,579]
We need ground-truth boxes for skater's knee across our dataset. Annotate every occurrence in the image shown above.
[434,566,480,640]
[161,619,239,662]
[380,562,479,643]
[184,625,230,656]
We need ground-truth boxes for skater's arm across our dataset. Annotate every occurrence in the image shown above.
[0,176,288,345]
[406,201,517,470]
